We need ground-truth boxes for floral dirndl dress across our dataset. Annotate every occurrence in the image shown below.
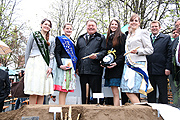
[53,58,76,92]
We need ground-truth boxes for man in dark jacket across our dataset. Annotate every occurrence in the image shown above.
[0,69,10,112]
[76,19,106,104]
[170,18,180,107]
[147,20,172,104]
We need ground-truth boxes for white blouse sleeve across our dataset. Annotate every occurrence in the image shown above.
[137,29,154,55]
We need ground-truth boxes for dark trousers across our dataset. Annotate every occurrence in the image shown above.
[147,75,168,104]
[0,100,4,112]
[80,74,102,104]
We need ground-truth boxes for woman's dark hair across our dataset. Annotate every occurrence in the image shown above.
[19,70,24,78]
[41,18,52,46]
[106,19,122,46]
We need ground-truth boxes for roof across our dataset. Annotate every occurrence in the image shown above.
[0,66,18,76]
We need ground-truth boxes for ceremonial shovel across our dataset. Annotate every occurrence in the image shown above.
[86,83,89,104]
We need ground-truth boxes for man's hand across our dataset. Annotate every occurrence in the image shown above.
[165,69,170,76]
[89,53,97,59]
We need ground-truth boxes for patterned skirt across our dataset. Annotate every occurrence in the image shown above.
[24,55,54,95]
[53,58,76,92]
[104,78,121,87]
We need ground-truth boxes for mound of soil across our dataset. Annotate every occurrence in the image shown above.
[0,104,163,120]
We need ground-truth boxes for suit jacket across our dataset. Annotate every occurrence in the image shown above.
[172,36,179,56]
[125,28,154,62]
[0,69,10,103]
[147,33,172,75]
[76,32,106,75]
[171,36,180,81]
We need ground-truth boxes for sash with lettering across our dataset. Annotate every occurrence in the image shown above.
[33,31,50,66]
[57,35,77,70]
[125,54,153,96]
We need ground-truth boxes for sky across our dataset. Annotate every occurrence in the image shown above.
[17,0,54,33]
[8,0,82,68]
[6,0,55,69]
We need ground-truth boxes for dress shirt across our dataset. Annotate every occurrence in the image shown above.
[151,33,160,40]
[175,36,180,66]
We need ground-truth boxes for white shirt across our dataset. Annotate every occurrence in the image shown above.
[151,33,160,40]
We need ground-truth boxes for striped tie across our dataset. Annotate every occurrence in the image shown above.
[152,36,156,43]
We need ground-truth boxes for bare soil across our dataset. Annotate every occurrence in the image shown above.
[0,104,163,120]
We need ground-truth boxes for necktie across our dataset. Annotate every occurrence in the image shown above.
[86,34,89,44]
[152,36,156,43]
[178,43,180,63]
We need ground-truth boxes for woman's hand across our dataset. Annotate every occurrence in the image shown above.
[60,65,72,71]
[130,49,138,54]
[107,62,117,69]
[100,61,105,67]
[76,69,79,76]
[46,68,52,77]
[100,64,105,67]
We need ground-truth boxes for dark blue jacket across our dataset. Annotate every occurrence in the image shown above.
[147,33,172,75]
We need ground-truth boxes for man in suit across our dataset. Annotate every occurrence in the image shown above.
[170,18,180,107]
[172,28,179,40]
[147,20,172,104]
[76,19,106,104]
[0,69,10,112]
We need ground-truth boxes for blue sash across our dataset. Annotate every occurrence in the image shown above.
[126,58,148,92]
[58,35,77,70]
[125,56,153,96]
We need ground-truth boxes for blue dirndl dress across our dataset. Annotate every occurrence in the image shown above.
[120,61,146,93]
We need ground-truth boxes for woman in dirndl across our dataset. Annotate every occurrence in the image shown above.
[53,23,77,105]
[121,14,154,104]
[24,18,55,104]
